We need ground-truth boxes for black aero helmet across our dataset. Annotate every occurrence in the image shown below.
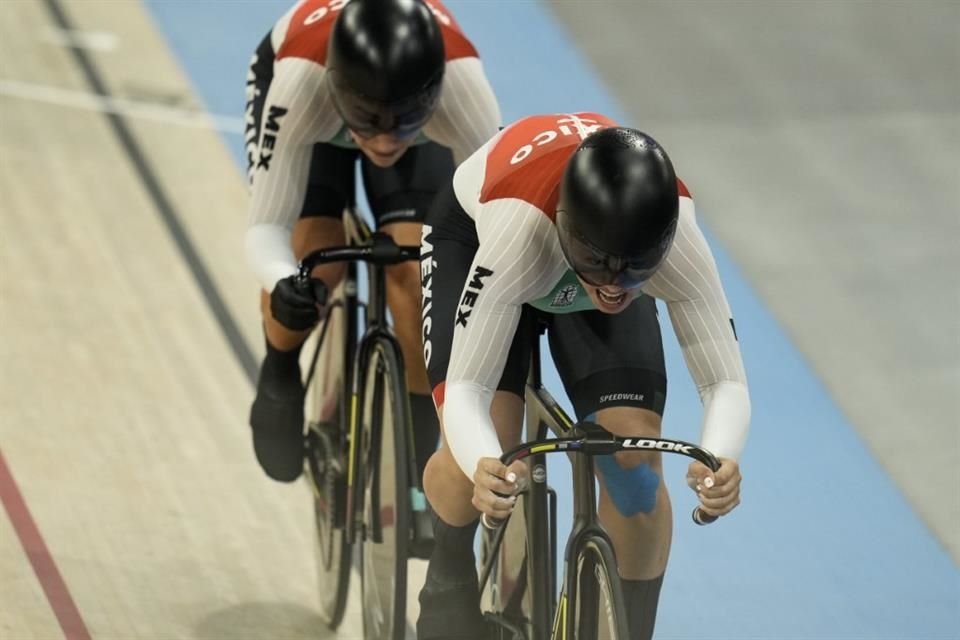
[556,127,680,289]
[327,0,445,138]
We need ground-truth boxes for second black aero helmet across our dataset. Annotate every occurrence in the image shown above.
[327,0,445,137]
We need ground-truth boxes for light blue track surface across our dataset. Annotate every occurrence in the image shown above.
[146,2,958,637]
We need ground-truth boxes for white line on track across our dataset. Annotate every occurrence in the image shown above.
[0,78,244,134]
[42,27,119,52]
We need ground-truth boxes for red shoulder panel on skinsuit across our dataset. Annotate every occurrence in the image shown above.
[277,0,477,65]
[276,0,340,64]
[426,0,479,60]
[480,113,618,220]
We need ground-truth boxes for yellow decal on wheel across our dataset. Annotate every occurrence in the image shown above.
[347,392,359,486]
[552,592,567,639]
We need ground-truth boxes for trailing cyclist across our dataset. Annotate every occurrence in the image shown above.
[244,0,500,484]
[417,115,751,639]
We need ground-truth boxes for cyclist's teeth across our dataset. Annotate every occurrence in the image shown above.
[599,290,625,304]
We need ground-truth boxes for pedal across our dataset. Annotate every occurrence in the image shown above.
[408,488,435,560]
[306,423,348,528]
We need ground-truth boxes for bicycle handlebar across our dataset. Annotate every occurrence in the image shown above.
[489,421,721,527]
[296,232,419,284]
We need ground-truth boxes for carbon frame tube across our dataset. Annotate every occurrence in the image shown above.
[327,223,419,545]
[522,336,568,640]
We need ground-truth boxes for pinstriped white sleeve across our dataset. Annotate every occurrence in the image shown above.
[643,198,751,460]
[245,58,342,291]
[443,201,568,480]
[423,57,501,164]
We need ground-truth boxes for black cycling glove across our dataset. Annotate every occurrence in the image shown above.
[270,274,327,331]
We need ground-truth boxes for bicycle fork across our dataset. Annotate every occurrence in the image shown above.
[344,331,374,545]
[551,454,626,640]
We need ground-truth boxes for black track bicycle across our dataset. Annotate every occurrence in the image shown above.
[300,207,431,639]
[479,324,720,640]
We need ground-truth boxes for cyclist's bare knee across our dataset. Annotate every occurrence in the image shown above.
[380,220,422,246]
[593,406,672,578]
[293,215,347,285]
[424,443,476,525]
[381,222,422,301]
[425,391,523,524]
[383,260,422,339]
[385,265,429,390]
[595,405,663,468]
[385,257,421,293]
[593,407,666,507]
[379,222,428,388]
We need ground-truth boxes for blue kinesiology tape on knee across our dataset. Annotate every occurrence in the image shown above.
[596,455,660,516]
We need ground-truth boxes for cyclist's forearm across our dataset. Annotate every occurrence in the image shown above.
[699,380,751,460]
[443,381,503,480]
[245,223,297,291]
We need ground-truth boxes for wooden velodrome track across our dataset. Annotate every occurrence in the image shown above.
[0,1,405,638]
[2,0,957,639]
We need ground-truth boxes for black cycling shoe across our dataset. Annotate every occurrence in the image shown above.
[417,573,488,640]
[250,365,306,482]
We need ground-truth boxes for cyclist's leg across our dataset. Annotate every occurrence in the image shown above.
[548,296,669,639]
[415,185,531,639]
[360,142,455,482]
[250,142,355,482]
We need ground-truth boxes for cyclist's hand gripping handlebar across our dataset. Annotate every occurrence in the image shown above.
[270,273,328,332]
[690,463,721,526]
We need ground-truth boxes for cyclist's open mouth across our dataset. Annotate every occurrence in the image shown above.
[596,287,627,308]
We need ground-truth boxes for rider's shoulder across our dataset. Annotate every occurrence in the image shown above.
[271,0,480,67]
[476,113,619,214]
[428,0,480,62]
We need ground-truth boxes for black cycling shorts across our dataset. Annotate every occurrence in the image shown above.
[246,33,454,226]
[421,185,668,420]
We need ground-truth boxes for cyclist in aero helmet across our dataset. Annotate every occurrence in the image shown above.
[417,114,750,639]
[244,0,500,487]
[326,0,445,141]
[556,128,679,294]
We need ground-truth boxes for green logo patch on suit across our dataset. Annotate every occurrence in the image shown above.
[529,270,596,314]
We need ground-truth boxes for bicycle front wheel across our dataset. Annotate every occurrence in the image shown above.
[567,536,629,640]
[303,278,356,630]
[358,338,410,640]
